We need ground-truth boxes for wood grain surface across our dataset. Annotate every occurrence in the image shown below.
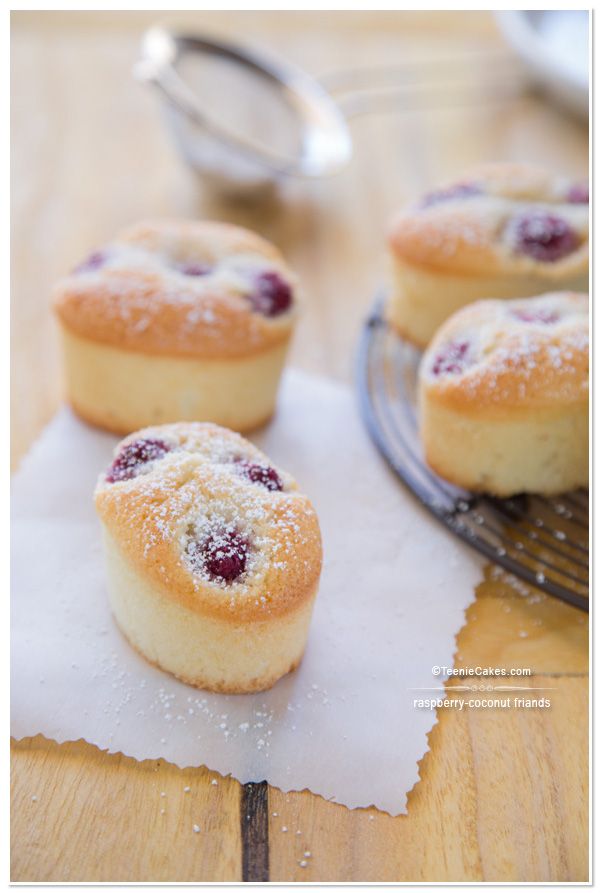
[10,11,589,883]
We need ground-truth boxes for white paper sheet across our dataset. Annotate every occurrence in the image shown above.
[11,370,482,814]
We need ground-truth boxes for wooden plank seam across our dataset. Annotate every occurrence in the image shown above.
[240,781,269,882]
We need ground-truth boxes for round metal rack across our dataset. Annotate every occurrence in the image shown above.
[356,299,589,612]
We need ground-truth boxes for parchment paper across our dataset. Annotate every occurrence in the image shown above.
[11,370,482,814]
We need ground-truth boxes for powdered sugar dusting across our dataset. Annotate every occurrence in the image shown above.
[401,167,589,271]
[96,422,319,603]
[72,241,289,310]
[423,292,589,405]
[55,221,298,359]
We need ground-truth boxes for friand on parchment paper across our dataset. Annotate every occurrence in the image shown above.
[11,370,481,814]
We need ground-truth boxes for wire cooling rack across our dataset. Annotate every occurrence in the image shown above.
[356,299,589,612]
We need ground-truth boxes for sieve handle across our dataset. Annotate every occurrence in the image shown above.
[318,52,528,118]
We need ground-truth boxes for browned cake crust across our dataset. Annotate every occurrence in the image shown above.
[388,163,588,279]
[54,219,298,359]
[94,423,323,624]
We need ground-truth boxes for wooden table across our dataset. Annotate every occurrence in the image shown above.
[11,11,589,882]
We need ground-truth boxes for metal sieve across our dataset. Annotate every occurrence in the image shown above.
[135,24,525,201]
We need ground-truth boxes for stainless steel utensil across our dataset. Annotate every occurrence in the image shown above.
[135,26,352,200]
[136,24,525,201]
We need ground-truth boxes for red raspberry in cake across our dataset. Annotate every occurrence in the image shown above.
[74,250,106,274]
[106,438,171,482]
[512,307,559,324]
[186,526,249,583]
[247,271,292,317]
[237,460,283,492]
[179,262,211,276]
[431,340,471,376]
[512,213,579,262]
[567,183,589,204]
[421,182,482,209]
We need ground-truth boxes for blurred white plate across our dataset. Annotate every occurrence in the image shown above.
[496,10,589,118]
